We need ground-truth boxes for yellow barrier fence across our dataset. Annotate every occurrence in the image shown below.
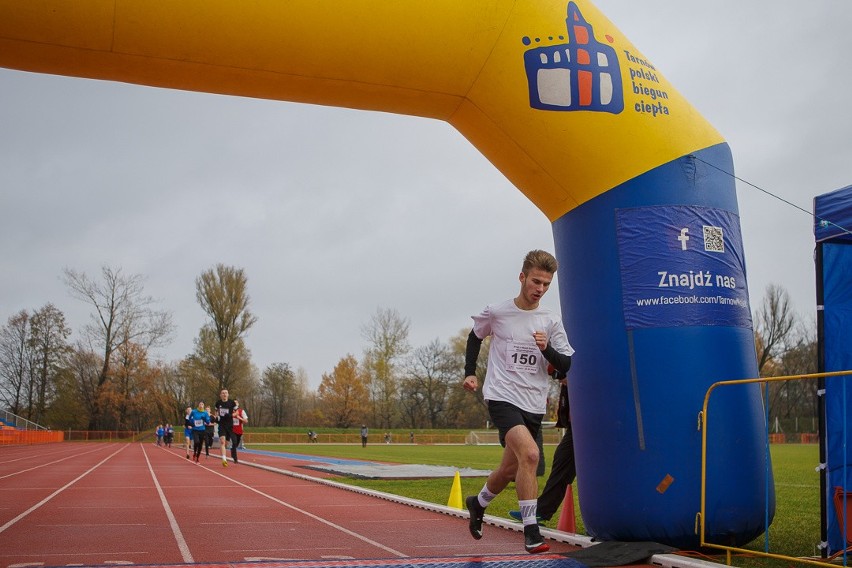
[697,370,852,567]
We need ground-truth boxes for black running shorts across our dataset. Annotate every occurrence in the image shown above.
[487,400,544,447]
[217,423,233,442]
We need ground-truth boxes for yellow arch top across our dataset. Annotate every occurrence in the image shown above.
[0,0,722,221]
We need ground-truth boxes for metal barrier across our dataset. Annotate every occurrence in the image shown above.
[1,409,47,430]
[696,370,852,566]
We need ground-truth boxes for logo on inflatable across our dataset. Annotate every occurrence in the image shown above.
[523,2,623,113]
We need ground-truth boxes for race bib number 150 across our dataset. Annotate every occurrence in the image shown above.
[505,340,539,373]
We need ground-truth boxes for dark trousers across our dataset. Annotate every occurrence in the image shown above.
[192,431,206,459]
[230,433,242,462]
[537,423,576,521]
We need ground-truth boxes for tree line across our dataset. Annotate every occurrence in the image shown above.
[0,266,816,433]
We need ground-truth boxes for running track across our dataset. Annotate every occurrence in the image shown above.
[0,442,608,567]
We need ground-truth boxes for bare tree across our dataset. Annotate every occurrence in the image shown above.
[754,283,796,374]
[361,307,410,428]
[63,266,173,429]
[27,303,71,424]
[194,264,257,392]
[262,362,295,426]
[63,343,102,428]
[444,327,490,428]
[403,338,457,428]
[0,311,30,416]
[753,284,820,434]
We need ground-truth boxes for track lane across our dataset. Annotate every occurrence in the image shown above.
[0,444,123,530]
[150,445,581,560]
[0,443,583,567]
[0,444,183,566]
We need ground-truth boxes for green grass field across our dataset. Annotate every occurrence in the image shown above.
[255,442,823,565]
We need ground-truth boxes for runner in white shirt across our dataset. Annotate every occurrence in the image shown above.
[462,250,574,554]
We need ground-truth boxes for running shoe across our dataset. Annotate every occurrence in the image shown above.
[222,459,228,467]
[523,524,550,554]
[509,510,544,524]
[465,495,484,540]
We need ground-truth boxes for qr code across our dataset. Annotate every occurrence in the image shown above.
[703,225,724,252]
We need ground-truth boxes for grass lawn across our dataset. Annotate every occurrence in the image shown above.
[254,442,823,565]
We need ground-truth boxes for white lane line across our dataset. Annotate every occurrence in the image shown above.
[0,445,127,534]
[141,446,193,564]
[0,445,110,480]
[0,446,79,466]
[177,454,407,558]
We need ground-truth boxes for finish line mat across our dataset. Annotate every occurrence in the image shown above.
[56,554,589,568]
[561,541,677,566]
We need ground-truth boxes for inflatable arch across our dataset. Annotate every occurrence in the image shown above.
[0,0,773,547]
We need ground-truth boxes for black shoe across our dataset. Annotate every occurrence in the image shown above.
[465,496,485,540]
[524,524,550,554]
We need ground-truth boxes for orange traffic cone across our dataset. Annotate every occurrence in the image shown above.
[556,484,576,532]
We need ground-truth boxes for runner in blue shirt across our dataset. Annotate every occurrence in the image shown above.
[189,402,211,463]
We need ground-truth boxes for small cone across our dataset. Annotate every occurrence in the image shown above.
[556,484,576,533]
[447,471,463,509]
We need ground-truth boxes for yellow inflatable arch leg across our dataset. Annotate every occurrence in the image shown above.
[0,0,770,548]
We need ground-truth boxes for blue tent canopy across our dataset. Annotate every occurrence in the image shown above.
[814,184,852,555]
[815,184,852,243]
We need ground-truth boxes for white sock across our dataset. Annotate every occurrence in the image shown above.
[477,484,498,508]
[519,499,538,526]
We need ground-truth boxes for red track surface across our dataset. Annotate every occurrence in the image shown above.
[0,443,599,567]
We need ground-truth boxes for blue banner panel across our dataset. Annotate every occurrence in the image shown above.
[823,242,852,554]
[616,205,751,329]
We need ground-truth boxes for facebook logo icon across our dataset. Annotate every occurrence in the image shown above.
[677,228,689,250]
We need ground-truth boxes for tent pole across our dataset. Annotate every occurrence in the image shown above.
[816,241,827,557]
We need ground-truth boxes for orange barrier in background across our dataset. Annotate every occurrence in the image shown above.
[0,429,64,445]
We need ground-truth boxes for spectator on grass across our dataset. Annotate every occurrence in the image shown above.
[360,424,368,448]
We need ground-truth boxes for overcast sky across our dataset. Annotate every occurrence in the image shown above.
[1,1,850,389]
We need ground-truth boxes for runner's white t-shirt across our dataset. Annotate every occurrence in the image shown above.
[472,298,574,414]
